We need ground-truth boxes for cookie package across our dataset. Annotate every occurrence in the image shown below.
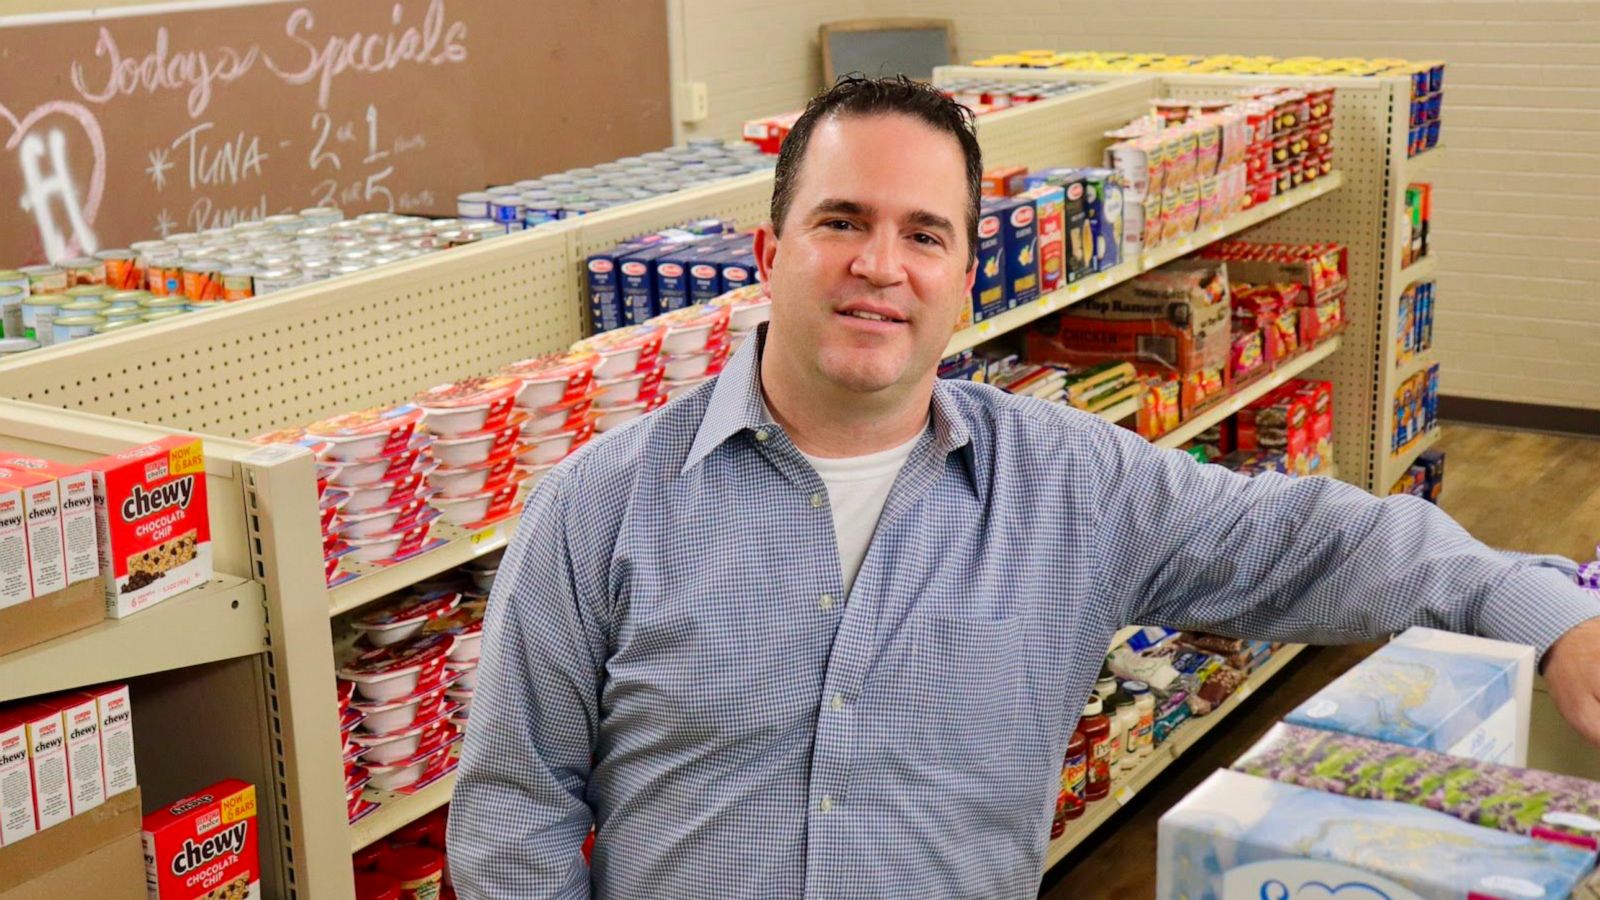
[82,435,213,618]
[141,778,260,900]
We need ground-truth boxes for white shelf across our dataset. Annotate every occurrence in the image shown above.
[1395,254,1437,292]
[944,173,1344,357]
[329,521,511,618]
[1384,425,1442,490]
[1153,337,1343,450]
[1394,350,1438,386]
[0,575,266,703]
[1402,146,1446,176]
[350,765,458,851]
[1044,643,1307,868]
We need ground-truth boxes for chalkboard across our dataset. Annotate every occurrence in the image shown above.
[0,0,672,265]
[821,18,953,84]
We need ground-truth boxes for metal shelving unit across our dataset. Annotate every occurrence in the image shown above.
[0,69,1420,899]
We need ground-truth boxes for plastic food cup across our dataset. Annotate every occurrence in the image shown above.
[341,516,438,563]
[515,423,593,466]
[352,591,461,648]
[414,375,522,437]
[573,325,666,379]
[427,454,519,498]
[430,480,520,526]
[502,351,600,408]
[595,367,663,409]
[430,416,527,467]
[662,352,715,381]
[424,605,487,663]
[364,745,451,791]
[353,685,451,735]
[595,401,649,433]
[447,661,481,691]
[663,376,711,401]
[338,634,454,701]
[322,440,430,487]
[517,397,594,437]
[337,495,434,539]
[646,303,732,355]
[307,406,425,461]
[341,471,429,513]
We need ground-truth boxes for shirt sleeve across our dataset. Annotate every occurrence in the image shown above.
[1089,423,1600,660]
[449,467,608,900]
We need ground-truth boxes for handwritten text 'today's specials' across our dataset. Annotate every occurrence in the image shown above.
[70,0,470,118]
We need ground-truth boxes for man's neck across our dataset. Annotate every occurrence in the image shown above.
[760,345,933,459]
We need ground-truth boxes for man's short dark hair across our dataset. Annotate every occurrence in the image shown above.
[769,74,983,267]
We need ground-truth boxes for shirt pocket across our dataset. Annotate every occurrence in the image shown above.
[902,612,1026,772]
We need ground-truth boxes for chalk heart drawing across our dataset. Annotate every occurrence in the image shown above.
[0,99,106,260]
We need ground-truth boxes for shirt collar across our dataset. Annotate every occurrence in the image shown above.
[681,322,976,481]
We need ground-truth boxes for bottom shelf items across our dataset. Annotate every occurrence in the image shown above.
[1044,643,1307,868]
[351,751,460,852]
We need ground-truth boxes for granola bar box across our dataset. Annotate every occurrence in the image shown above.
[83,436,212,618]
[141,779,259,900]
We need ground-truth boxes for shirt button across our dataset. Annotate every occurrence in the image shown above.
[755,429,770,442]
[819,594,835,610]
[829,693,844,712]
[819,795,834,813]
[810,492,825,508]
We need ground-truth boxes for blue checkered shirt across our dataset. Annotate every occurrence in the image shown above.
[450,325,1600,900]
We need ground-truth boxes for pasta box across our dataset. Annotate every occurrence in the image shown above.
[970,200,1006,322]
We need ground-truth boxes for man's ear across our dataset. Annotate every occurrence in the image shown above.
[754,222,779,285]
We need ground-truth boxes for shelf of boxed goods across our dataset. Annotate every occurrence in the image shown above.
[1093,396,1142,425]
[0,575,265,703]
[1151,336,1344,451]
[1394,254,1437,296]
[1043,642,1307,868]
[942,173,1344,357]
[1385,423,1443,493]
[1394,348,1439,389]
[350,752,460,851]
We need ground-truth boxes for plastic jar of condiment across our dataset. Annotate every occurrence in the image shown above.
[1125,680,1156,758]
[1111,692,1139,774]
[354,870,403,900]
[1060,728,1086,822]
[379,845,445,900]
[1093,664,1117,700]
[389,818,433,846]
[1080,696,1111,802]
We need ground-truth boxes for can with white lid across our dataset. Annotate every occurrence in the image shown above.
[0,337,39,356]
[264,214,304,233]
[253,268,303,295]
[457,191,492,219]
[52,315,105,343]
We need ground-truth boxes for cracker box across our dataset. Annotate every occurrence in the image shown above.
[1159,769,1598,900]
[1285,626,1535,765]
[0,454,98,587]
[79,683,137,798]
[971,201,1006,321]
[83,436,213,619]
[0,712,36,846]
[0,482,29,610]
[46,692,105,816]
[995,195,1039,306]
[13,702,70,831]
[0,467,65,598]
[141,779,259,900]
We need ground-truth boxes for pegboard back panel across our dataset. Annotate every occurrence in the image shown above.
[971,77,1162,173]
[0,227,579,439]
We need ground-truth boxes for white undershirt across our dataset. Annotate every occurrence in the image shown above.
[798,425,926,597]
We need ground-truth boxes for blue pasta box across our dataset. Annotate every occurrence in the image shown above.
[686,246,727,306]
[587,242,646,333]
[653,240,708,314]
[993,195,1039,306]
[719,250,759,294]
[971,200,1006,321]
[619,243,685,325]
[1158,769,1598,900]
[1284,626,1535,765]
[1080,167,1124,271]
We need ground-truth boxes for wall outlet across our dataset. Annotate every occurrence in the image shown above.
[682,81,709,123]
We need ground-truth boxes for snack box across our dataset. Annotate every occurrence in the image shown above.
[11,701,70,831]
[1021,185,1065,295]
[82,436,212,619]
[141,779,260,900]
[1056,173,1094,283]
[971,200,1006,322]
[0,466,66,599]
[992,195,1039,307]
[0,481,30,610]
[0,454,98,587]
[1158,769,1597,900]
[1284,626,1535,765]
[981,165,1029,198]
[78,683,137,799]
[0,711,34,845]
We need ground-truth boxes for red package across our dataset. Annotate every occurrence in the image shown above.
[141,779,260,900]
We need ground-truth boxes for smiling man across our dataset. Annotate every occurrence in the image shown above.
[449,76,1600,900]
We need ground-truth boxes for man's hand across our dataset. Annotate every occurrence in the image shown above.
[1544,616,1600,749]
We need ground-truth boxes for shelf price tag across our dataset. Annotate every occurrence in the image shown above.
[1114,786,1136,806]
[471,526,500,550]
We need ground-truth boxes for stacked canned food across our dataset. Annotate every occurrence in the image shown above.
[938,78,1092,115]
[456,137,776,234]
[0,209,521,357]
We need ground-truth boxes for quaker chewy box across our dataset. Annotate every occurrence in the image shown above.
[1158,769,1598,900]
[1284,626,1535,765]
[971,199,1006,321]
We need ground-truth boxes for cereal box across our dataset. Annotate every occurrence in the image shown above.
[80,683,138,797]
[0,482,29,609]
[0,454,98,586]
[13,701,70,831]
[47,691,105,815]
[0,467,65,598]
[141,779,259,900]
[83,436,213,619]
[0,712,35,846]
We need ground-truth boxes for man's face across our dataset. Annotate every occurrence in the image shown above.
[756,112,976,398]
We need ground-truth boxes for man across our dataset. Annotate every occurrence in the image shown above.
[450,76,1600,899]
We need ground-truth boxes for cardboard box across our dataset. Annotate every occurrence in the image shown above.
[1023,186,1065,295]
[0,468,65,599]
[1032,263,1232,376]
[141,779,259,900]
[0,714,34,847]
[0,787,143,900]
[0,456,96,587]
[11,704,69,832]
[46,694,104,817]
[0,484,29,610]
[78,684,136,799]
[84,436,213,619]
[584,242,644,333]
[1285,626,1535,765]
[981,165,1028,198]
[1158,769,1597,900]
[1293,380,1334,473]
[0,577,102,657]
[994,196,1039,306]
[1059,175,1093,283]
[970,201,1006,321]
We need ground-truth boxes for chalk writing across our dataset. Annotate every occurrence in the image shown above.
[189,194,270,232]
[266,0,468,109]
[2,100,106,261]
[171,122,269,189]
[70,28,261,119]
[145,146,174,191]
